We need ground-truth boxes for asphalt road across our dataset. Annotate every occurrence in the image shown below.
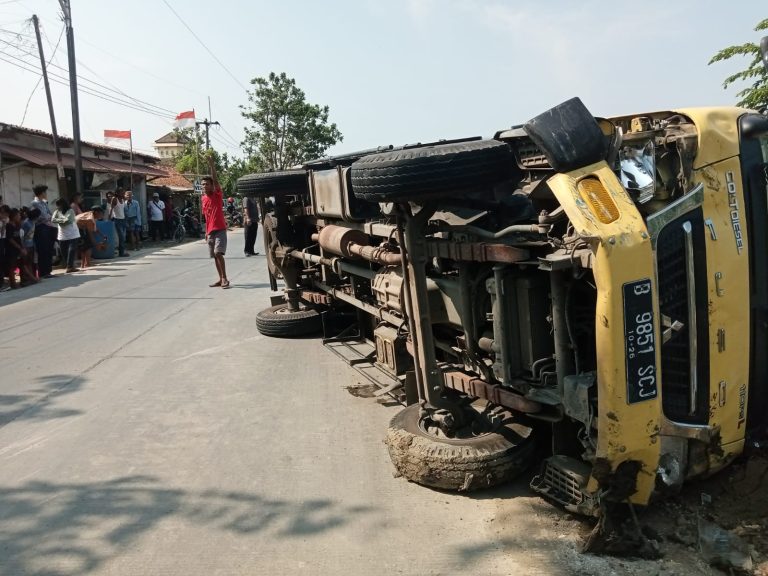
[0,231,671,576]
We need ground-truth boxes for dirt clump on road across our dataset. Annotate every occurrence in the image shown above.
[575,453,768,575]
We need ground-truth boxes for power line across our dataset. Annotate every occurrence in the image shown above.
[0,40,177,119]
[160,0,247,92]
[77,59,177,115]
[0,50,176,121]
[212,125,239,148]
[217,124,241,148]
[0,36,177,116]
[0,26,33,38]
[20,23,63,125]
[76,35,207,98]
[210,131,240,153]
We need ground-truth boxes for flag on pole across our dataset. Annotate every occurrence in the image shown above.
[104,129,132,148]
[174,110,196,129]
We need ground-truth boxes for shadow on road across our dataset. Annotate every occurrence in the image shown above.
[0,273,119,308]
[0,475,377,576]
[228,283,272,290]
[0,374,85,428]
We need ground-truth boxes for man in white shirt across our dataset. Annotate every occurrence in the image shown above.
[148,192,165,242]
[112,187,129,257]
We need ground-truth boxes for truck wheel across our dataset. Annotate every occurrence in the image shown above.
[350,140,515,202]
[385,403,535,491]
[255,304,321,338]
[237,170,309,197]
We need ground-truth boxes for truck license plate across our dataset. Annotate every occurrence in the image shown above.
[623,279,658,404]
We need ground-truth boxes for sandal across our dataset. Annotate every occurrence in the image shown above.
[209,280,222,287]
[221,280,231,289]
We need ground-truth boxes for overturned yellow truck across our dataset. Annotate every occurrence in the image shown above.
[237,98,768,524]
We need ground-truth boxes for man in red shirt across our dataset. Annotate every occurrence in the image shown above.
[202,155,230,288]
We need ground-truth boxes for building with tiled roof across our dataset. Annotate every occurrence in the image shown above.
[0,122,167,210]
[153,131,187,160]
[147,165,194,192]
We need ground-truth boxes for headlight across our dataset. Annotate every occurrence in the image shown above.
[620,141,656,204]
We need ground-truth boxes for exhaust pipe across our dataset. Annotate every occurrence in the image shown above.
[314,225,402,265]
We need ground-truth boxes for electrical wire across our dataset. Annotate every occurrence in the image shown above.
[77,59,177,116]
[0,37,177,117]
[0,51,176,121]
[0,46,177,121]
[160,0,247,92]
[76,35,206,98]
[2,18,242,156]
[217,124,241,148]
[20,24,64,125]
[212,126,240,149]
[210,131,240,153]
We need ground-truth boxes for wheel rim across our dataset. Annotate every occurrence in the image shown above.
[418,405,501,441]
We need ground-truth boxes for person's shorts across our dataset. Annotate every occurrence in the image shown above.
[127,217,138,230]
[207,229,227,257]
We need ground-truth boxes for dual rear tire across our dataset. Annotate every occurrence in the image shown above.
[255,303,321,338]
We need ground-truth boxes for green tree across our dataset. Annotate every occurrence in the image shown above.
[709,18,768,109]
[241,72,343,171]
[174,131,245,195]
[174,129,209,175]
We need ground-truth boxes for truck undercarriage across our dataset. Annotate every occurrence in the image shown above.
[238,97,768,547]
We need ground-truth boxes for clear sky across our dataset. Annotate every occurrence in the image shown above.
[0,0,765,158]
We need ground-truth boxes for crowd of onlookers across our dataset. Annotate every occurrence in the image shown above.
[0,184,174,292]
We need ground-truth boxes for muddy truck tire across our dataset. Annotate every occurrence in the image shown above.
[237,170,309,197]
[385,404,535,491]
[350,139,514,202]
[255,304,321,338]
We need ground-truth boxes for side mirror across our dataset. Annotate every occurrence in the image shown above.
[761,36,768,75]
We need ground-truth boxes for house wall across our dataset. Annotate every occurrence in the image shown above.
[153,143,183,159]
[0,163,61,207]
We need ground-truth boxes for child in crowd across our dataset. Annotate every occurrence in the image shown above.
[76,205,107,268]
[6,208,37,287]
[20,207,40,283]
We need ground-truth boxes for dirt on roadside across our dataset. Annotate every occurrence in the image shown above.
[531,453,768,576]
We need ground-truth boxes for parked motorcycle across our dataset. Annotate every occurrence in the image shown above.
[182,207,202,238]
[226,209,243,228]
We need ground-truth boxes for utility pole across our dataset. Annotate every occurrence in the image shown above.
[58,0,83,198]
[32,15,67,195]
[195,119,219,151]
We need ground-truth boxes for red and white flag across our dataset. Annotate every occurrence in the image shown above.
[104,129,131,148]
[174,110,196,129]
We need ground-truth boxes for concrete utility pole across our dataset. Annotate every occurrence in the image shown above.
[195,119,219,151]
[31,15,68,195]
[58,0,83,198]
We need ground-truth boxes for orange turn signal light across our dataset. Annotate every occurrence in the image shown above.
[577,177,620,224]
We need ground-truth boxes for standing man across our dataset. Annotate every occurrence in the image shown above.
[125,190,142,251]
[30,184,57,279]
[112,187,129,257]
[242,195,259,256]
[101,191,114,221]
[202,155,229,289]
[148,192,165,242]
